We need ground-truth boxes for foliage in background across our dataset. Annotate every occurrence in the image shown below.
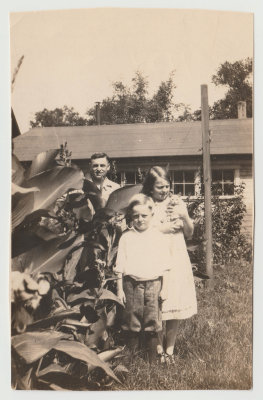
[187,183,252,269]
[211,58,253,119]
[29,58,252,127]
[176,58,253,121]
[87,71,180,124]
[30,106,89,128]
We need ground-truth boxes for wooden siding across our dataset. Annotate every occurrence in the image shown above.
[240,165,254,238]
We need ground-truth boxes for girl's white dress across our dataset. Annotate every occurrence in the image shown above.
[152,196,197,320]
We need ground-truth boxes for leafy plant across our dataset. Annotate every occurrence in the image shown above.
[11,148,125,390]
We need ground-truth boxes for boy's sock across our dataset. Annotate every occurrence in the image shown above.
[146,332,158,363]
[157,330,164,354]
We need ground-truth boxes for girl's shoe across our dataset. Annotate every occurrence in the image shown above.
[157,352,166,364]
[165,353,175,365]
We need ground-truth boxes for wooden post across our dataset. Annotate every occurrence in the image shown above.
[201,85,213,281]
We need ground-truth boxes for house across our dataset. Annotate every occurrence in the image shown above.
[13,116,253,237]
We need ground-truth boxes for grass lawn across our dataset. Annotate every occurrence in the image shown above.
[110,259,252,390]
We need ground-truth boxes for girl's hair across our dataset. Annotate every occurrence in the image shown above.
[142,166,171,196]
[126,193,154,221]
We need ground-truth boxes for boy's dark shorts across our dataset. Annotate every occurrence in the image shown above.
[122,275,162,333]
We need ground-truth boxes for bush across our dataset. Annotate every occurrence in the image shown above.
[186,183,252,269]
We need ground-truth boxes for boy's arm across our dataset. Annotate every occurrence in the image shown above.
[116,273,126,304]
[115,236,126,304]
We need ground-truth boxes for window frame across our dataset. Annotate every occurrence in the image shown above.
[171,167,239,200]
[117,167,240,200]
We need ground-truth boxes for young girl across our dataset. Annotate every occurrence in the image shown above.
[142,166,197,363]
[115,194,171,363]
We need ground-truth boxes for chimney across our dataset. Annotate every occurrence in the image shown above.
[237,101,247,119]
[95,102,101,125]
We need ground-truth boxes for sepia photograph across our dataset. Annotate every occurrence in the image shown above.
[8,3,255,393]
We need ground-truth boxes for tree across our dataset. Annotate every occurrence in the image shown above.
[176,105,200,122]
[30,106,89,127]
[87,71,180,125]
[176,58,253,121]
[147,71,178,122]
[211,58,253,119]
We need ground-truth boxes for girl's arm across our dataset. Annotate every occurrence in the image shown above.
[181,212,194,239]
[167,199,194,239]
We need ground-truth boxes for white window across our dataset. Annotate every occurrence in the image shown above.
[170,170,197,196]
[211,169,235,196]
[117,171,138,187]
[117,168,238,198]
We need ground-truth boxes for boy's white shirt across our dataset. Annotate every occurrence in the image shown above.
[115,226,172,280]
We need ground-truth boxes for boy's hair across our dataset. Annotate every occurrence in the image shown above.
[142,166,171,196]
[90,152,110,163]
[126,194,154,221]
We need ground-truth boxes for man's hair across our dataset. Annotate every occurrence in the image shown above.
[90,152,110,163]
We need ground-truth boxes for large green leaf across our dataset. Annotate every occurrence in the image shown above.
[12,331,70,364]
[12,192,35,230]
[63,246,84,283]
[67,290,96,306]
[12,210,58,257]
[99,289,124,306]
[27,309,81,330]
[12,182,39,195]
[37,363,70,378]
[53,340,120,383]
[12,166,84,231]
[27,149,59,179]
[18,233,84,277]
[98,347,124,362]
[12,154,25,185]
[106,184,142,212]
[25,166,84,212]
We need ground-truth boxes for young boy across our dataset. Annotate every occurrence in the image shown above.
[115,194,171,362]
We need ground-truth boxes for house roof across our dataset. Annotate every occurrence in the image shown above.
[13,119,253,161]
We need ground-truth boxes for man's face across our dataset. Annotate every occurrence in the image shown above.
[90,157,110,182]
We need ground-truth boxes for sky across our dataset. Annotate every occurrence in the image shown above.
[10,8,253,133]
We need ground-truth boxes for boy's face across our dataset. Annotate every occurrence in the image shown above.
[131,204,153,232]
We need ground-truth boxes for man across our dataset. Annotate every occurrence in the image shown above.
[86,152,120,205]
